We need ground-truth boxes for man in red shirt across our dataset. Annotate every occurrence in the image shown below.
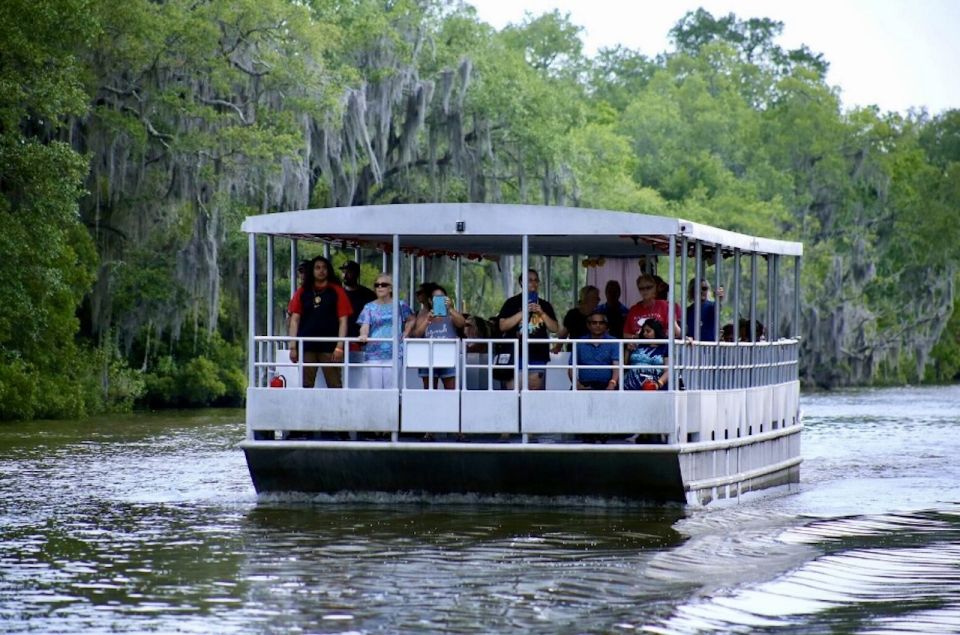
[287,256,352,388]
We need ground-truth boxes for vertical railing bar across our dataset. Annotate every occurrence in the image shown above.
[668,237,676,391]
[248,234,256,390]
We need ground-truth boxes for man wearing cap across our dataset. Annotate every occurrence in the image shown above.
[339,261,375,387]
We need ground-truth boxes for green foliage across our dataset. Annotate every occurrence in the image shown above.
[0,0,104,420]
[3,0,959,421]
[141,330,245,408]
[927,294,960,383]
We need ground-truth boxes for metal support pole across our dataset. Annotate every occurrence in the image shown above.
[323,242,330,259]
[455,256,463,311]
[750,252,758,388]
[266,236,275,340]
[694,240,703,390]
[732,249,741,388]
[382,251,388,273]
[680,236,688,339]
[409,254,415,308]
[289,239,298,298]
[571,253,579,307]
[794,256,802,340]
[392,235,401,442]
[679,236,688,389]
[772,255,780,341]
[248,234,256,389]
[668,237,676,394]
[714,245,722,390]
[545,255,552,302]
[766,255,775,343]
[521,235,530,395]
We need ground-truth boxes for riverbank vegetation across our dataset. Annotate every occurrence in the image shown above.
[2,0,958,419]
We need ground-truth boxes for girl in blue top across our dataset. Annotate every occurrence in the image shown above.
[411,283,466,390]
[624,318,671,391]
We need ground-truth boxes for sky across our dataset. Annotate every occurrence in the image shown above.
[470,0,960,115]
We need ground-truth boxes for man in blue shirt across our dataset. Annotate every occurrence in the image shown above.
[685,278,723,341]
[571,310,620,390]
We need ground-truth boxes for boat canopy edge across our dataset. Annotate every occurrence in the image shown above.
[241,203,802,256]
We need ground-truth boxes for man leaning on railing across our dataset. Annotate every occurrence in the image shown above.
[287,255,351,388]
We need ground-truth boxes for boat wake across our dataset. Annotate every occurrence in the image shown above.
[644,506,960,633]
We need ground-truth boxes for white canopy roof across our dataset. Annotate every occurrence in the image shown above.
[241,203,802,257]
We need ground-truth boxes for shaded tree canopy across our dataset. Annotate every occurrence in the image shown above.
[1,2,958,419]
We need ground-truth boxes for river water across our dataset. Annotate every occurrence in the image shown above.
[1,386,958,633]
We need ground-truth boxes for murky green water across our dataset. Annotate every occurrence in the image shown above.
[1,386,958,633]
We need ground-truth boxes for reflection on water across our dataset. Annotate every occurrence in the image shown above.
[0,386,958,633]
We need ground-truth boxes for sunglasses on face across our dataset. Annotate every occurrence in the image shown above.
[587,319,607,325]
[637,285,654,291]
[374,282,391,288]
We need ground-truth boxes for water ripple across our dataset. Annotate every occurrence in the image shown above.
[650,507,960,633]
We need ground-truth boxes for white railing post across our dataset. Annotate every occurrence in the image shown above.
[248,233,256,388]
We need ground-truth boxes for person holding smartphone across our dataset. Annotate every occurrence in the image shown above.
[496,269,559,390]
[412,283,465,390]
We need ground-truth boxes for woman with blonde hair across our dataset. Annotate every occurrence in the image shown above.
[357,273,415,389]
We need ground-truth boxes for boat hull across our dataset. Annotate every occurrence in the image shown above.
[243,441,687,502]
[241,429,802,504]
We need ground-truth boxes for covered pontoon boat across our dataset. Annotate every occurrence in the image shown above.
[241,204,802,505]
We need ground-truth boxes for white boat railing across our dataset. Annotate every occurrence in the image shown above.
[252,336,799,391]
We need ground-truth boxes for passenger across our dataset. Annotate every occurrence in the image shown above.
[557,285,600,343]
[721,323,735,342]
[624,318,670,391]
[570,310,620,390]
[654,275,670,301]
[412,283,465,390]
[296,259,310,288]
[738,319,766,342]
[287,255,352,388]
[685,278,723,341]
[463,314,493,390]
[597,280,628,338]
[625,274,681,339]
[285,259,312,327]
[340,260,376,386]
[496,269,559,390]
[356,273,415,389]
[463,313,493,353]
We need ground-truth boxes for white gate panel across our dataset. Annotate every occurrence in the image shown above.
[246,388,398,431]
[461,392,519,433]
[521,391,675,435]
[401,391,460,433]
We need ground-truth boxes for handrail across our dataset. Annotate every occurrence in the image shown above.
[251,335,800,390]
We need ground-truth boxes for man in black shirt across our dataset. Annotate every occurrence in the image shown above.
[339,261,376,387]
[497,269,558,390]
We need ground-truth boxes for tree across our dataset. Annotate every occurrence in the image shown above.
[0,0,103,419]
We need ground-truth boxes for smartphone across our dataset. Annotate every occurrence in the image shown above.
[528,291,538,305]
[432,295,447,317]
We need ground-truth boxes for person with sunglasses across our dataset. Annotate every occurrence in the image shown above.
[624,273,681,340]
[685,278,724,341]
[496,269,558,390]
[356,273,415,389]
[570,310,620,391]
